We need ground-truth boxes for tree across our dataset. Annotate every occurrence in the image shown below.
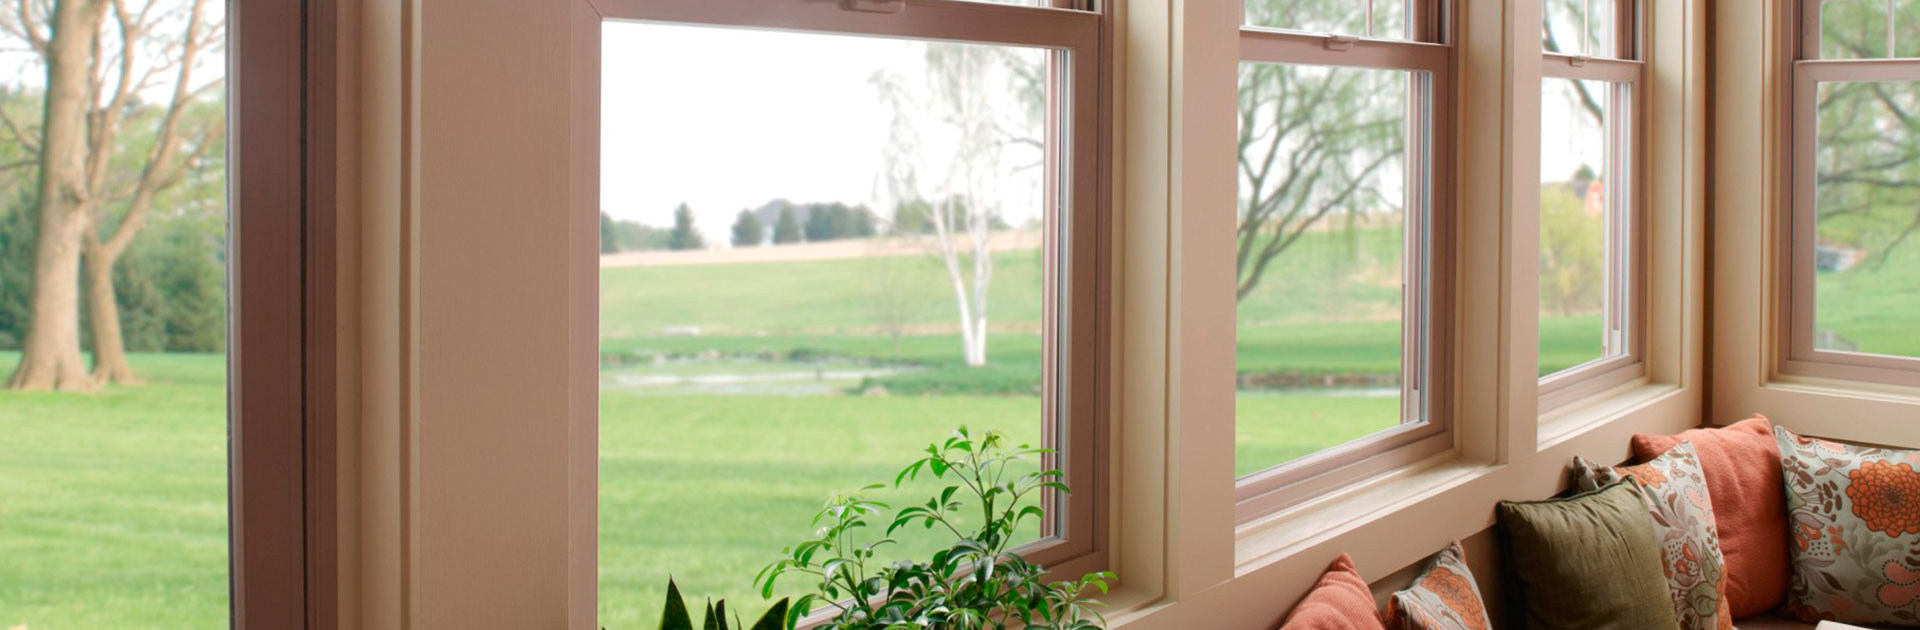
[1,0,222,388]
[2,0,112,390]
[1233,60,1404,302]
[730,208,763,247]
[874,44,1039,367]
[803,203,837,241]
[773,206,802,244]
[667,203,704,251]
[0,191,34,349]
[1802,10,1920,268]
[600,211,672,253]
[1538,184,1604,315]
[82,0,222,384]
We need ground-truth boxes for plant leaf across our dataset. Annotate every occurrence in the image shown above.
[660,579,694,630]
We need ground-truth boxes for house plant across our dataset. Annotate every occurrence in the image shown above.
[756,426,1115,629]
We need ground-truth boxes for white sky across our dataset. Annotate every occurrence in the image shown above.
[1540,78,1609,183]
[600,21,1046,244]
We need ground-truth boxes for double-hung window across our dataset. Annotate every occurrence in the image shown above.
[1784,0,1920,385]
[1233,0,1453,520]
[1537,0,1646,408]
[590,0,1106,625]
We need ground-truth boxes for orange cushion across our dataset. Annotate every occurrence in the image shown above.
[1282,554,1387,630]
[1631,415,1791,618]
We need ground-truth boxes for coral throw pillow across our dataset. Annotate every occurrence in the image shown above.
[1575,442,1735,630]
[1632,415,1792,617]
[1384,542,1492,630]
[1776,425,1920,626]
[1281,554,1387,630]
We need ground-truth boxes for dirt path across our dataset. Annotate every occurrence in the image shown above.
[598,231,1042,268]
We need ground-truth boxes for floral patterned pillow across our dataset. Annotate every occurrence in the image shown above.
[1776,425,1920,626]
[1573,442,1735,630]
[1384,542,1491,630]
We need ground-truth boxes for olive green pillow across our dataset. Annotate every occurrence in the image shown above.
[1496,480,1680,630]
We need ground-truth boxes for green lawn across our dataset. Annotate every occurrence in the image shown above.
[1816,240,1920,358]
[0,351,228,630]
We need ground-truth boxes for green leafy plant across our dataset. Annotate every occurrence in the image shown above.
[648,578,788,630]
[757,427,1116,630]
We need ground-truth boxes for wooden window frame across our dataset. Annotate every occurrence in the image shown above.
[1535,0,1650,412]
[1230,3,1457,523]
[229,0,338,628]
[576,0,1112,592]
[1779,0,1920,387]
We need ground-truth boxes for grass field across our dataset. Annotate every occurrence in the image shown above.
[0,352,228,629]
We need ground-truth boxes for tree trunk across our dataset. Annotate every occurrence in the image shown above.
[84,245,136,384]
[7,0,109,391]
[8,209,91,390]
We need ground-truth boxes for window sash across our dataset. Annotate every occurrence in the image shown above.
[1782,58,1920,385]
[1231,22,1454,522]
[1534,5,1647,410]
[591,0,1109,572]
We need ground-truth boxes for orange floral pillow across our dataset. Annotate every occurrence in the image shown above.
[1384,542,1491,630]
[1575,442,1735,630]
[1776,425,1920,626]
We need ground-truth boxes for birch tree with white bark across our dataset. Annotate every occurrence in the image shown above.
[873,44,1042,368]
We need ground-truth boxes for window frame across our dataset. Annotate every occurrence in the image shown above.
[1230,3,1456,523]
[1780,0,1920,387]
[230,0,339,627]
[582,0,1112,585]
[1535,0,1650,411]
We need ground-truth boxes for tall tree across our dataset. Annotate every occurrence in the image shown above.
[730,208,762,247]
[667,203,704,251]
[3,0,111,390]
[81,0,221,384]
[875,44,1039,367]
[1,0,220,388]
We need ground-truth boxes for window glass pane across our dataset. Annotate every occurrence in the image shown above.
[1903,0,1920,58]
[1542,0,1619,57]
[0,1,229,626]
[1823,0,1894,58]
[1539,78,1624,376]
[1245,0,1417,41]
[1812,80,1920,358]
[599,22,1055,627]
[1235,62,1420,477]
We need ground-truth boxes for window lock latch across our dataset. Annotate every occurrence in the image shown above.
[843,0,906,13]
[1569,55,1593,67]
[1324,34,1358,51]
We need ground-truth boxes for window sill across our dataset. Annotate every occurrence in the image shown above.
[1538,380,1679,448]
[1766,372,1920,405]
[1232,452,1495,572]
